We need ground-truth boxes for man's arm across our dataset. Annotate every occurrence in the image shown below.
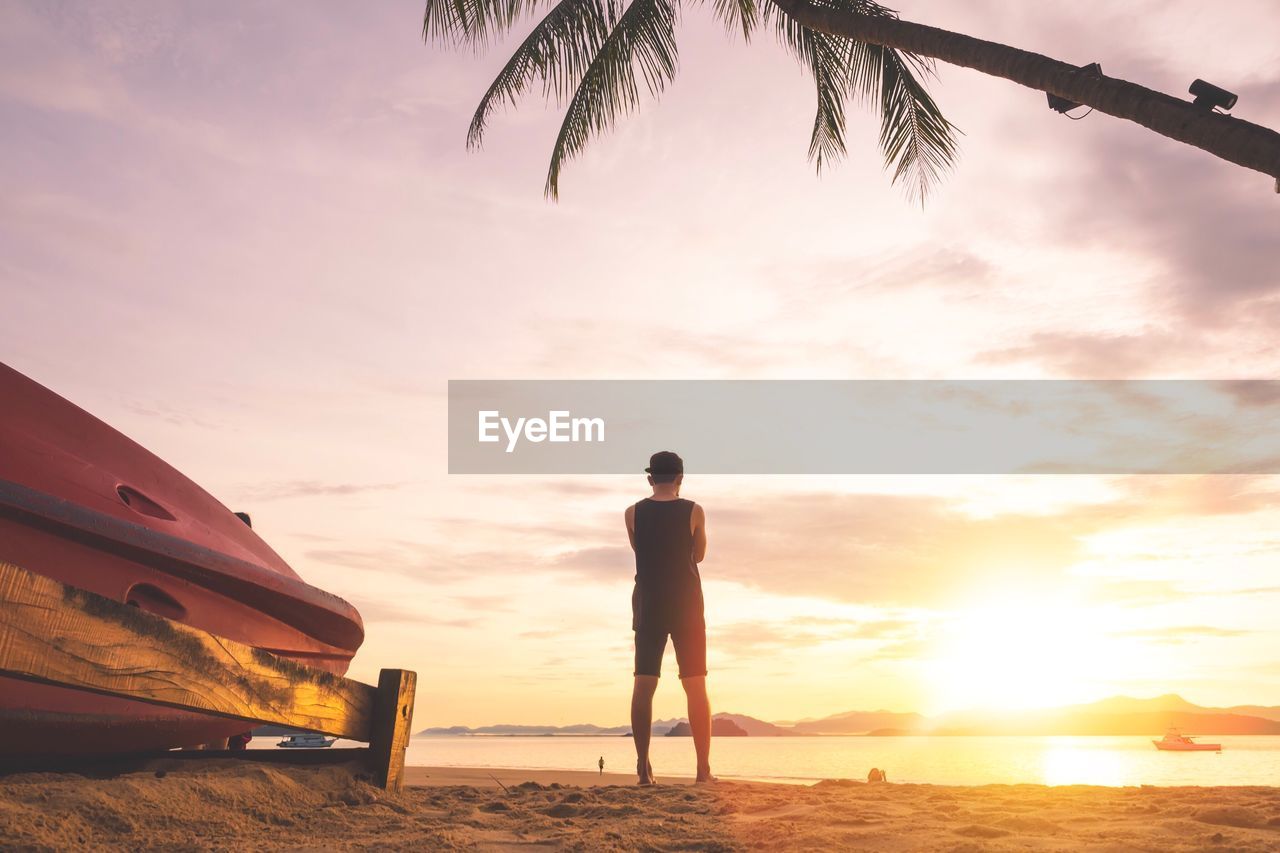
[691,503,707,564]
[625,503,636,552]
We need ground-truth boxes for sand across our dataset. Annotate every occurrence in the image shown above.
[5,758,1280,851]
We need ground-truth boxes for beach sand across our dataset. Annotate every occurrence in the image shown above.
[5,757,1280,850]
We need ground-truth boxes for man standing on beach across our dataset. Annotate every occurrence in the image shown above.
[625,451,715,785]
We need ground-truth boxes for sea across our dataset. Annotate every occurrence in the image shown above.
[377,735,1280,787]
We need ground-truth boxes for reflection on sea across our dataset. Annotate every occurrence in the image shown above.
[1041,737,1129,787]
[379,735,1274,787]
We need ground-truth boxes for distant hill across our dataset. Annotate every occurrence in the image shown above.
[1226,705,1280,722]
[715,713,802,736]
[415,694,1280,738]
[1073,694,1205,715]
[791,710,929,735]
[932,695,1280,736]
[415,723,633,736]
[666,718,748,737]
[933,710,1280,736]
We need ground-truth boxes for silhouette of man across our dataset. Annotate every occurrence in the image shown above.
[598,755,605,775]
[625,451,715,785]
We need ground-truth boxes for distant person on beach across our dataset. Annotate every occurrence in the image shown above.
[625,451,715,785]
[598,756,604,775]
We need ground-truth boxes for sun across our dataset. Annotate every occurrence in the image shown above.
[923,590,1118,714]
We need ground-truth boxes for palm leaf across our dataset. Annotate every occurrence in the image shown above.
[467,0,613,148]
[771,14,850,172]
[706,0,757,40]
[423,0,545,46]
[766,0,958,199]
[426,0,958,202]
[544,0,680,198]
[876,48,959,203]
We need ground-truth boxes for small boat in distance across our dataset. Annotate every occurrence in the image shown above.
[1153,728,1221,752]
[277,734,338,749]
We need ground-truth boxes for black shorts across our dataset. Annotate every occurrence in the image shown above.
[634,621,707,679]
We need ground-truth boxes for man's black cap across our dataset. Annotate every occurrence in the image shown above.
[645,451,684,475]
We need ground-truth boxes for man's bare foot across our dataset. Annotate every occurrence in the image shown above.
[637,759,656,786]
[695,766,718,784]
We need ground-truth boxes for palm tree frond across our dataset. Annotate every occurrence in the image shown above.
[765,0,958,198]
[770,12,850,172]
[423,0,546,46]
[877,46,959,203]
[707,0,757,41]
[467,0,613,148]
[545,0,679,198]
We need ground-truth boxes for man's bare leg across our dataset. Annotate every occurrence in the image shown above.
[681,675,717,782]
[631,675,659,785]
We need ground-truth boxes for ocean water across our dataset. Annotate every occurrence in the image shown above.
[395,735,1280,787]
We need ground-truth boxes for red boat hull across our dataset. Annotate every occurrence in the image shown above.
[0,363,364,756]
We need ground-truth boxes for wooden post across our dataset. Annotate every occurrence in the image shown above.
[367,668,416,792]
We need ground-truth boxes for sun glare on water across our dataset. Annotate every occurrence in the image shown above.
[924,591,1119,714]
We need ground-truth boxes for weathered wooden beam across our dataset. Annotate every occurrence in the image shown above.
[0,561,375,740]
[367,668,417,792]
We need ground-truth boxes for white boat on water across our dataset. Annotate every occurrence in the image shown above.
[1153,728,1221,752]
[277,734,337,749]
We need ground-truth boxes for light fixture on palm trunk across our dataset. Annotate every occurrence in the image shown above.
[1046,63,1103,115]
[1189,79,1238,111]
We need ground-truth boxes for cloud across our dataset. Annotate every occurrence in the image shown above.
[349,598,478,628]
[703,477,1280,605]
[450,595,515,613]
[1085,578,1187,605]
[1216,380,1280,409]
[1113,625,1251,644]
[1019,93,1280,326]
[238,480,406,502]
[429,476,1280,609]
[525,319,890,379]
[712,617,920,659]
[119,398,221,429]
[769,247,996,303]
[302,543,500,583]
[978,330,1194,377]
[547,545,632,577]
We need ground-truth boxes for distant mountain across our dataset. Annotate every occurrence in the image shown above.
[416,723,632,736]
[932,695,1280,736]
[715,713,802,737]
[791,710,929,735]
[932,710,1280,737]
[1073,694,1205,715]
[666,718,748,737]
[416,694,1280,738]
[1226,705,1280,722]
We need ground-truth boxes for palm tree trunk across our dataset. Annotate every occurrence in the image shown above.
[770,0,1280,184]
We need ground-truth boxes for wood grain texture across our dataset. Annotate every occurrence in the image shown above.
[368,668,416,792]
[0,561,375,739]
[368,666,417,788]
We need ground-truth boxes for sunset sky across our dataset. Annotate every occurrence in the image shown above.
[3,1,1280,727]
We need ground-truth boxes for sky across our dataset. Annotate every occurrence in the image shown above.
[2,1,1280,727]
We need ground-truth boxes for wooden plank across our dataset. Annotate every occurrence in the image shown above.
[367,668,416,791]
[1,747,372,777]
[0,561,375,740]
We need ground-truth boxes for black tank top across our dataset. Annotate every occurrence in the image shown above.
[632,498,704,631]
